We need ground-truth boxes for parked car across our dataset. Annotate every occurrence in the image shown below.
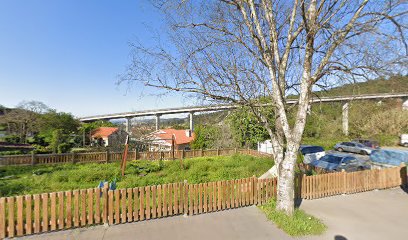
[352,139,380,149]
[401,134,408,147]
[310,153,369,172]
[334,142,374,155]
[299,145,325,164]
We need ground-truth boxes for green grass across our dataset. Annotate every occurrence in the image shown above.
[316,75,408,97]
[259,199,327,236]
[302,137,349,150]
[288,75,408,98]
[0,154,273,197]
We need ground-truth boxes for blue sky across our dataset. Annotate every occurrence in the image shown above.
[0,0,188,117]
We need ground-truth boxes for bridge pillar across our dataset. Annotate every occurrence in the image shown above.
[342,102,349,136]
[125,117,132,134]
[189,112,194,131]
[155,114,161,131]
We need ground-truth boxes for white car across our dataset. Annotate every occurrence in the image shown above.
[299,145,326,164]
[401,134,408,147]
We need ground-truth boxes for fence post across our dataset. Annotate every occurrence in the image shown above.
[183,180,188,216]
[106,149,110,163]
[234,148,237,154]
[135,149,138,160]
[31,152,36,166]
[400,163,407,188]
[252,175,256,205]
[302,174,307,199]
[217,148,220,156]
[71,152,76,164]
[182,150,185,159]
[201,149,204,157]
[342,169,347,194]
[102,182,109,225]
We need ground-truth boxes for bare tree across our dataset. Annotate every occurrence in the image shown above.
[0,101,51,143]
[121,0,407,215]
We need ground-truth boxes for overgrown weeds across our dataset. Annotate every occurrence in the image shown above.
[0,154,273,197]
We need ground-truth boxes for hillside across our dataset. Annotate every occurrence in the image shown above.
[314,75,408,97]
[195,75,408,123]
[132,75,408,130]
[190,76,408,148]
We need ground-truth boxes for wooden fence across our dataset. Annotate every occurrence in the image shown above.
[0,165,406,239]
[300,166,407,199]
[0,148,268,167]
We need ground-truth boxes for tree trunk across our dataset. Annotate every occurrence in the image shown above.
[276,146,297,216]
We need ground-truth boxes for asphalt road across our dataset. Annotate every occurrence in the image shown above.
[17,188,408,240]
[300,187,408,240]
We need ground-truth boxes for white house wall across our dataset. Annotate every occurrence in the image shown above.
[258,140,273,154]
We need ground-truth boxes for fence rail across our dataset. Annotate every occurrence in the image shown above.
[299,166,406,199]
[0,148,267,167]
[0,165,406,239]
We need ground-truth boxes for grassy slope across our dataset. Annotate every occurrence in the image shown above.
[259,199,327,236]
[194,76,408,148]
[300,76,408,147]
[315,75,408,97]
[286,75,408,99]
[0,154,273,197]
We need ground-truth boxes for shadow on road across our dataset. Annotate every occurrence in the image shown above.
[400,185,408,194]
[334,235,347,240]
[294,198,303,208]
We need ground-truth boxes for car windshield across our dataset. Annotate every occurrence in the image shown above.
[301,146,324,155]
[343,157,356,163]
[321,155,342,164]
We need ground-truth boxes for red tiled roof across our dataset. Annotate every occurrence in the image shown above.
[153,129,195,145]
[91,127,118,138]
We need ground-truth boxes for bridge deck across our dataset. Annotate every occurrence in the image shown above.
[79,92,408,122]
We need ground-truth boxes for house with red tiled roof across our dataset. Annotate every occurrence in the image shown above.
[143,128,195,151]
[91,127,128,147]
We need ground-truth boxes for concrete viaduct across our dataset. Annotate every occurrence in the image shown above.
[79,93,408,136]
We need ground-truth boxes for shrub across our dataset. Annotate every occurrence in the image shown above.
[0,150,23,156]
[57,143,71,153]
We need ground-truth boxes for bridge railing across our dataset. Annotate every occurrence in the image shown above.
[79,92,408,121]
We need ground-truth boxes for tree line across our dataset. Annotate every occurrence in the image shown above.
[0,101,115,154]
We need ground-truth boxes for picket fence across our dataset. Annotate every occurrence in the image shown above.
[0,148,270,166]
[0,165,406,239]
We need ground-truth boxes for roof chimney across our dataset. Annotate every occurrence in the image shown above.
[185,129,192,137]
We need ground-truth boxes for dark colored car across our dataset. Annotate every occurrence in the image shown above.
[299,145,325,164]
[310,153,370,172]
[352,139,380,149]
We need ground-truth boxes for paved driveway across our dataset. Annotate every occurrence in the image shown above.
[18,188,408,240]
[300,187,408,240]
[18,206,293,240]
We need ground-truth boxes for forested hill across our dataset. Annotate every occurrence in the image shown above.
[194,75,408,126]
[314,75,408,97]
